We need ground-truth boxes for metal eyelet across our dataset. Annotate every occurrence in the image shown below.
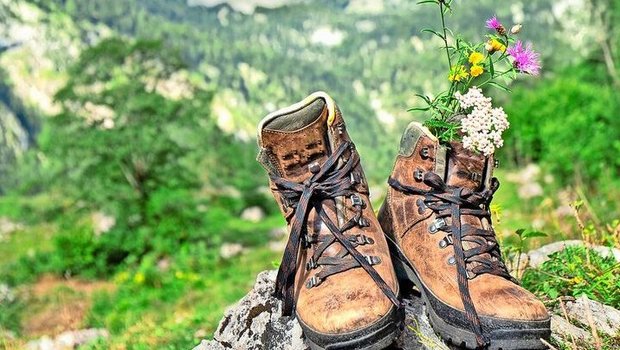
[308,162,321,174]
[306,257,318,270]
[447,256,456,265]
[350,172,361,185]
[357,217,370,227]
[416,199,427,214]
[494,159,500,168]
[336,122,345,135]
[439,239,448,249]
[350,194,364,207]
[352,235,374,245]
[364,256,381,265]
[420,147,431,159]
[428,218,446,234]
[301,235,311,249]
[469,172,481,182]
[306,276,322,288]
[414,168,424,181]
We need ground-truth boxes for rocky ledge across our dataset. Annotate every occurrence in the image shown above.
[197,241,620,350]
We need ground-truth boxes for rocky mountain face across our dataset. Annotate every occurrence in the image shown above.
[0,0,112,186]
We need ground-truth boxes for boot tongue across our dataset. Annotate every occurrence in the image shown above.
[445,141,499,273]
[260,100,331,183]
[445,141,488,190]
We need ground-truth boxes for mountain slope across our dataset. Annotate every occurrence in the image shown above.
[1,0,598,183]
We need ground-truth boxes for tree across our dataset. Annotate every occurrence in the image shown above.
[39,37,255,272]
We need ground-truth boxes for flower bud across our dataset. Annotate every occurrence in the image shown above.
[485,41,495,53]
[511,24,522,34]
[497,25,506,36]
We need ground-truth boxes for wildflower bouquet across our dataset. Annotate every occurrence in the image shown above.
[412,0,541,156]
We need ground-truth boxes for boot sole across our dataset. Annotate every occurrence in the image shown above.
[300,304,402,350]
[387,238,551,350]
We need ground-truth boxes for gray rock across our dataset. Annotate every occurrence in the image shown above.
[517,182,543,199]
[0,217,23,241]
[0,283,15,303]
[240,206,265,222]
[550,314,592,344]
[197,270,620,350]
[195,270,445,350]
[219,243,244,259]
[528,240,620,268]
[26,329,108,350]
[193,339,225,350]
[200,271,307,350]
[564,295,620,337]
[90,211,115,236]
[505,252,529,279]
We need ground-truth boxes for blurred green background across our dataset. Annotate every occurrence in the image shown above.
[0,0,618,349]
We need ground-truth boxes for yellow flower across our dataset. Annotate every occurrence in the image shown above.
[449,65,469,82]
[487,39,506,53]
[114,271,130,283]
[470,65,484,77]
[133,272,145,284]
[469,52,484,65]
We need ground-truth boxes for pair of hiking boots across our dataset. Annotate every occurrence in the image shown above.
[257,92,551,350]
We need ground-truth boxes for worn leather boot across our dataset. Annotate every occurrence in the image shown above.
[257,91,402,350]
[378,122,551,350]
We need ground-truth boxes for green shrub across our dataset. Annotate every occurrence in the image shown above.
[522,246,620,308]
[502,65,620,186]
[0,287,24,334]
[2,37,267,279]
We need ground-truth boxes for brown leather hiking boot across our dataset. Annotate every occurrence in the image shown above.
[257,91,402,350]
[378,122,551,350]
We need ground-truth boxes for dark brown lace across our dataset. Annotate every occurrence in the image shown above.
[271,141,400,316]
[388,171,516,348]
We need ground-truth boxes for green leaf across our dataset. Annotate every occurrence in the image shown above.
[547,287,559,299]
[522,230,548,239]
[515,228,526,237]
[486,81,512,92]
[408,107,431,112]
[414,93,432,104]
[416,0,438,4]
[421,28,445,40]
[489,55,495,76]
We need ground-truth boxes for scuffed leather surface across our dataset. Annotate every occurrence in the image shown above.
[379,123,548,322]
[259,94,399,334]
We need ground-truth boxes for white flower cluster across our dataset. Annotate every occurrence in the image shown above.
[455,87,509,156]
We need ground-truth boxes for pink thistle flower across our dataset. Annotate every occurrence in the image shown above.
[486,16,502,30]
[507,40,541,76]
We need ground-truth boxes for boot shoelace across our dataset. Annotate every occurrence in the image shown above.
[388,171,516,348]
[271,141,400,316]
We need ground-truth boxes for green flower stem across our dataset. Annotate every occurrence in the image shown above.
[438,1,452,69]
[478,69,513,87]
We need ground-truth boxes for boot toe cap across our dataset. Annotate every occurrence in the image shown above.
[472,275,549,321]
[296,269,396,334]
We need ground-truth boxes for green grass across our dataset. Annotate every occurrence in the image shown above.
[0,190,286,349]
[83,245,280,349]
[0,224,55,266]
